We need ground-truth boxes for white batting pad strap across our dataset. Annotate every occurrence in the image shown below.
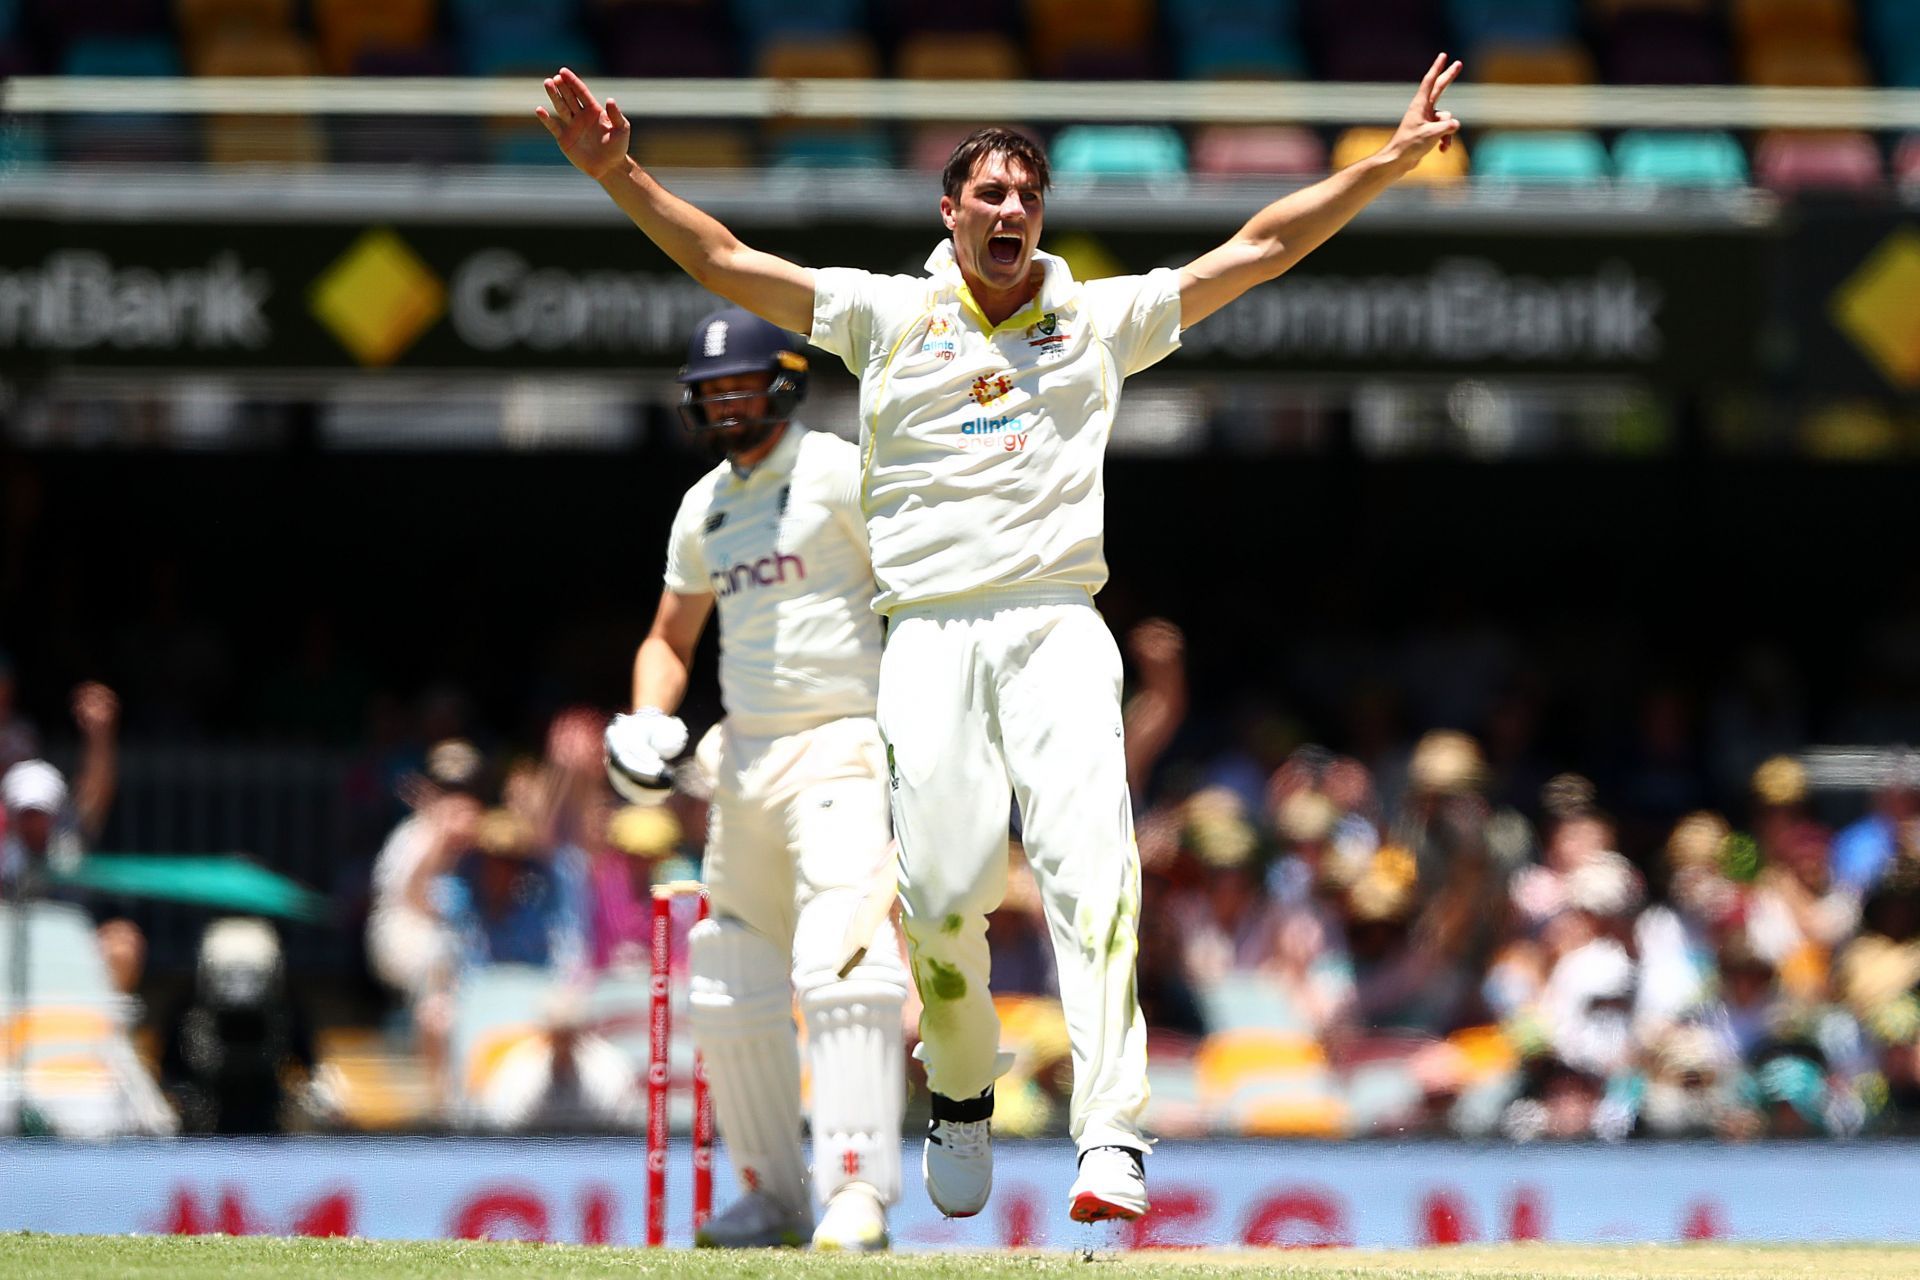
[801,975,907,1206]
[686,919,808,1213]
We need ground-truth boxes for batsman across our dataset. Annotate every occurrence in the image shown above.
[604,307,907,1251]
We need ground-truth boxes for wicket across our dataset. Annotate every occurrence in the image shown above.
[647,880,713,1247]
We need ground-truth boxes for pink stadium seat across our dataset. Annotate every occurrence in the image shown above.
[1754,130,1884,192]
[1893,134,1920,187]
[1191,124,1327,177]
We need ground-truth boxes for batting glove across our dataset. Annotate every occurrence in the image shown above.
[605,709,690,803]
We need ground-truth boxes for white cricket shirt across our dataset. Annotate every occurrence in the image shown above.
[810,241,1182,613]
[663,425,882,736]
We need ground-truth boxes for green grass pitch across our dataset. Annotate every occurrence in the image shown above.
[5,1237,1918,1280]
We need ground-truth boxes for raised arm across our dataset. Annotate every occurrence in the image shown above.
[1178,54,1463,329]
[537,68,816,334]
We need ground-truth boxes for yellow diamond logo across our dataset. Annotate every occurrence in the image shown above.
[310,229,445,367]
[1832,227,1920,390]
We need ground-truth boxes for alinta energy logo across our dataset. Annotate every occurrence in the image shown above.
[309,229,446,367]
[1831,226,1920,390]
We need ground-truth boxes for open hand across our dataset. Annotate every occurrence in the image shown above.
[537,67,633,182]
[1380,53,1463,177]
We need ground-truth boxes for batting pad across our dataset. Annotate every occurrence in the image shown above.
[686,918,809,1214]
[801,967,907,1206]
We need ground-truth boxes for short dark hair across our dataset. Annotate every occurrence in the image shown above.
[941,127,1051,201]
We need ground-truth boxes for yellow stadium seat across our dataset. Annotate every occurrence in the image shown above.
[1475,42,1596,85]
[0,1006,116,1058]
[1194,1030,1345,1138]
[637,126,755,169]
[1333,126,1469,183]
[191,29,321,77]
[206,116,328,165]
[177,0,296,46]
[1743,40,1870,87]
[755,33,880,80]
[1732,0,1856,46]
[462,1023,542,1097]
[896,31,1026,81]
[313,0,437,77]
[1025,0,1155,77]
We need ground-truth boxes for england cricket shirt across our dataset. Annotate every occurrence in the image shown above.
[809,240,1182,614]
[663,425,881,736]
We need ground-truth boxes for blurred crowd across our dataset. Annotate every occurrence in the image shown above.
[12,621,1920,1143]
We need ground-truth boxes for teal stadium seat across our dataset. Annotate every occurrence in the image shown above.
[1613,130,1749,187]
[1178,28,1307,79]
[1196,971,1309,1033]
[1164,0,1305,79]
[1447,0,1579,47]
[0,0,18,38]
[1051,125,1188,177]
[1867,0,1920,86]
[466,31,596,78]
[60,36,183,76]
[1474,130,1609,183]
[732,0,863,48]
[772,129,893,168]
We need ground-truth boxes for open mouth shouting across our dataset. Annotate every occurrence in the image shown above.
[987,231,1024,268]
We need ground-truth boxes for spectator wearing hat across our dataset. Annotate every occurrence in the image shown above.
[364,738,486,1109]
[2,683,140,994]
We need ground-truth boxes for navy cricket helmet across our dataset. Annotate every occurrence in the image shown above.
[675,305,809,434]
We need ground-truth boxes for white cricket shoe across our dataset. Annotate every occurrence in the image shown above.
[1069,1146,1148,1223]
[694,1190,809,1248]
[811,1183,889,1252]
[923,1087,995,1218]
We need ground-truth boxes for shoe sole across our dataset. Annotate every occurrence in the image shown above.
[812,1235,891,1252]
[1071,1192,1146,1224]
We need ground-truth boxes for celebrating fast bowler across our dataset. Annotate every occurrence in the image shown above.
[549,54,1464,1223]
[603,307,907,1251]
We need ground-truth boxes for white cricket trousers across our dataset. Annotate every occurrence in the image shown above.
[879,584,1148,1155]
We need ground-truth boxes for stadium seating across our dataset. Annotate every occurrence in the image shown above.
[1050,124,1188,178]
[1754,130,1884,192]
[1474,41,1595,84]
[1025,0,1157,79]
[598,4,737,78]
[1599,10,1731,83]
[895,31,1025,80]
[1165,0,1306,80]
[1894,133,1920,187]
[637,124,755,169]
[756,32,879,79]
[732,0,865,48]
[770,128,892,167]
[1613,129,1749,186]
[1191,124,1327,177]
[1473,129,1609,183]
[1194,1029,1345,1136]
[60,36,183,76]
[1446,0,1581,48]
[312,0,437,78]
[1333,125,1469,182]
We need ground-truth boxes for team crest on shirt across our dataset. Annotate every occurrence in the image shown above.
[1025,311,1070,360]
[969,372,1013,406]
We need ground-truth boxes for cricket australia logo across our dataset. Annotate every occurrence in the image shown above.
[1025,312,1070,360]
[969,372,1013,406]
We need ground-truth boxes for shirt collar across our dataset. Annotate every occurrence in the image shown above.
[924,240,1075,327]
[725,421,804,485]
